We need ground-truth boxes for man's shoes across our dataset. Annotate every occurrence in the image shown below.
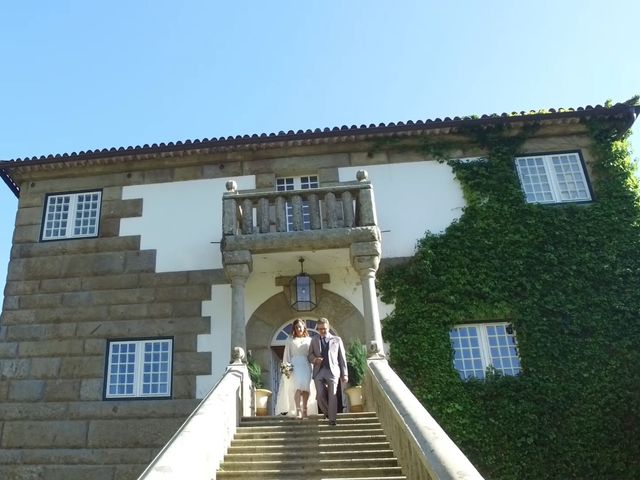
[329,420,337,426]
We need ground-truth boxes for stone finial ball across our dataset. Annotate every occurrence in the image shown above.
[232,346,245,362]
[226,180,238,192]
[356,170,368,182]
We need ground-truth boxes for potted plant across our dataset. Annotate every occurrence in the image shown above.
[247,353,271,416]
[345,339,367,412]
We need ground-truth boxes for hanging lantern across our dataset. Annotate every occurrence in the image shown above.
[290,258,317,311]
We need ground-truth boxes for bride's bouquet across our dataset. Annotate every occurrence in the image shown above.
[280,362,293,379]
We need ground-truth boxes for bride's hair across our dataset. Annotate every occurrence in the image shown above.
[292,318,309,338]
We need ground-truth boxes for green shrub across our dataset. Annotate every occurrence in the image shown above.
[346,339,367,386]
[246,354,263,389]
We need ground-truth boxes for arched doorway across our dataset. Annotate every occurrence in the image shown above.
[246,289,364,412]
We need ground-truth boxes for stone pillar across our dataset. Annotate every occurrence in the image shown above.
[223,250,253,360]
[351,241,385,358]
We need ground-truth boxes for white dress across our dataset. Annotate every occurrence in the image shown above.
[275,337,318,416]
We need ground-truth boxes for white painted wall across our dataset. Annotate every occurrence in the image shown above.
[120,176,255,272]
[197,284,232,397]
[121,161,464,275]
[340,161,465,259]
[119,159,466,397]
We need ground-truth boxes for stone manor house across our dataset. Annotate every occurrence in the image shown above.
[0,101,638,479]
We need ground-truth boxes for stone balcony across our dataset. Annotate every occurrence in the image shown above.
[220,171,385,361]
[221,171,380,255]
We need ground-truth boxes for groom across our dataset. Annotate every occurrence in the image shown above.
[308,317,348,425]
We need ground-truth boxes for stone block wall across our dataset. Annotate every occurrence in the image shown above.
[0,180,216,480]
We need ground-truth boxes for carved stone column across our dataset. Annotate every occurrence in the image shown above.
[223,250,252,360]
[350,241,385,358]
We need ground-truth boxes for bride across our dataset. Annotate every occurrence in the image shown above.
[275,318,317,418]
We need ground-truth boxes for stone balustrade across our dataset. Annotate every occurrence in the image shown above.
[363,359,485,480]
[137,362,251,480]
[222,177,377,237]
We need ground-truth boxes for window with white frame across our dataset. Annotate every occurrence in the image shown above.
[105,338,173,399]
[276,175,319,231]
[41,191,102,240]
[515,152,591,204]
[449,323,521,380]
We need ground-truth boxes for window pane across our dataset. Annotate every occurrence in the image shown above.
[276,175,319,231]
[515,153,590,204]
[516,158,554,203]
[42,191,101,240]
[451,323,522,379]
[42,194,72,239]
[106,339,172,399]
[106,342,137,397]
[552,154,590,201]
[300,176,319,189]
[140,340,172,397]
[450,326,484,379]
[486,324,521,376]
[276,177,295,191]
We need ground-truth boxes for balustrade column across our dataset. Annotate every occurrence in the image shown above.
[354,171,376,228]
[351,241,385,358]
[291,195,303,231]
[222,180,239,235]
[325,192,338,228]
[308,193,321,229]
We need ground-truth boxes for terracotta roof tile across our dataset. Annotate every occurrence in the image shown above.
[1,101,638,192]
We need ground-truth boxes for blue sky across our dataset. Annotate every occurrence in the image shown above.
[1,0,639,303]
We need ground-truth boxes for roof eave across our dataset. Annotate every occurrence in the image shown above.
[1,103,638,199]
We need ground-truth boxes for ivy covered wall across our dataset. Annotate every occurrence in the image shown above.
[378,115,640,479]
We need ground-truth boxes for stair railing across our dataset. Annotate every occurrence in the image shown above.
[137,362,250,480]
[363,358,485,480]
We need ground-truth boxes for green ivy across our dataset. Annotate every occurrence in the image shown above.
[378,115,640,479]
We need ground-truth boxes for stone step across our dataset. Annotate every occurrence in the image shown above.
[240,412,377,425]
[230,433,389,447]
[237,419,382,432]
[216,466,406,479]
[238,419,382,431]
[220,457,400,471]
[224,448,395,461]
[233,427,385,440]
[218,412,407,480]
[226,441,393,455]
[242,413,378,420]
[244,411,377,418]
[323,478,407,480]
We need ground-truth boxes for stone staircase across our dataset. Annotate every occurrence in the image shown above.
[216,411,407,479]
